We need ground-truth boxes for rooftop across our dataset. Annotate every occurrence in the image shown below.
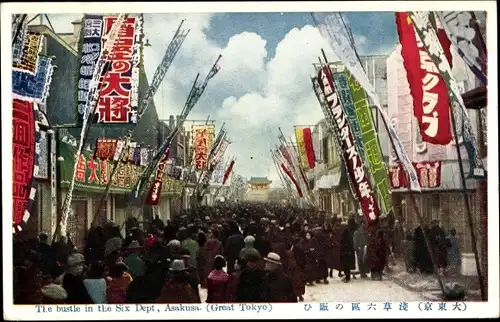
[248,177,272,184]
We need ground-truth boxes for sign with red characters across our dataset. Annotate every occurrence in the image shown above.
[389,161,442,189]
[316,66,381,226]
[12,99,36,226]
[76,14,142,125]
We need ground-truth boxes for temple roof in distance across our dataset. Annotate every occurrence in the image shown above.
[247,177,272,185]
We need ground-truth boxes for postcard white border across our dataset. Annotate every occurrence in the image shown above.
[2,1,498,320]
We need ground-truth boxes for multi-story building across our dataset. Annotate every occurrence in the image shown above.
[386,44,487,276]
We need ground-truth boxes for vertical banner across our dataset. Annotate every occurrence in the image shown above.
[395,12,453,145]
[390,161,442,189]
[76,15,143,124]
[409,11,486,178]
[76,15,104,124]
[302,127,316,169]
[12,99,36,231]
[13,55,55,104]
[312,12,421,192]
[192,124,216,169]
[346,70,393,215]
[222,159,235,185]
[12,15,28,64]
[12,32,43,75]
[145,147,170,205]
[280,163,303,198]
[294,126,310,169]
[316,66,380,226]
[50,132,58,236]
[436,11,487,85]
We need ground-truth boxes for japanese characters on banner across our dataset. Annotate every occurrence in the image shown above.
[58,140,179,194]
[192,125,216,169]
[409,11,486,179]
[436,11,487,85]
[13,55,55,104]
[12,99,37,231]
[12,32,43,75]
[346,69,393,216]
[145,148,170,205]
[35,130,49,180]
[312,12,421,193]
[211,138,231,167]
[294,126,310,169]
[12,15,28,63]
[317,65,380,226]
[389,161,442,189]
[76,14,143,125]
[395,12,453,145]
[165,158,183,180]
[210,160,226,185]
[94,138,150,166]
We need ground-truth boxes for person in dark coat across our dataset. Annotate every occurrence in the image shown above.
[236,250,268,302]
[62,254,93,304]
[367,230,389,280]
[224,222,245,275]
[156,260,201,303]
[180,248,201,299]
[84,226,105,265]
[126,259,169,303]
[264,252,297,303]
[339,218,356,283]
[313,228,329,284]
[152,215,165,232]
[297,231,317,286]
[413,226,433,274]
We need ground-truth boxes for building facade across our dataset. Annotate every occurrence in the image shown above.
[386,45,487,264]
[245,177,272,202]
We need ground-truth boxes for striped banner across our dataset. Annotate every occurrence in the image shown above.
[294,126,310,169]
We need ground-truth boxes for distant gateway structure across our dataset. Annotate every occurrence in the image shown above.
[245,177,272,202]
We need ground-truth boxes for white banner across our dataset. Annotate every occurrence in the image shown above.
[312,12,421,192]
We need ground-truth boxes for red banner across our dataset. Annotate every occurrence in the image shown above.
[222,159,235,185]
[279,145,294,168]
[389,161,442,189]
[280,163,303,198]
[317,65,380,226]
[12,99,36,226]
[145,147,170,205]
[396,12,452,145]
[94,138,118,161]
[302,127,316,168]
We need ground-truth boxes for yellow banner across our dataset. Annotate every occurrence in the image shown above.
[294,126,309,169]
[192,124,216,169]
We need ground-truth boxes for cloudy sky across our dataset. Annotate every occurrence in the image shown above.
[32,7,487,186]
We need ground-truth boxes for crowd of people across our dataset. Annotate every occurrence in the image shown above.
[13,202,462,305]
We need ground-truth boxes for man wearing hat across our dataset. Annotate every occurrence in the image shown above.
[123,240,145,279]
[264,252,297,302]
[156,260,201,303]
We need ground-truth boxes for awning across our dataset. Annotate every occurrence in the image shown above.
[314,171,341,191]
[391,159,486,193]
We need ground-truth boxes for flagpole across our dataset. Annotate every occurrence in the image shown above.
[271,149,296,203]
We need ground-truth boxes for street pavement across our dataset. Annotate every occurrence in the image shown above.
[198,274,425,303]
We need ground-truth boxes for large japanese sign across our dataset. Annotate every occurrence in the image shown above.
[13,55,55,104]
[76,15,143,125]
[395,12,452,145]
[316,66,381,226]
[389,161,442,189]
[12,99,36,229]
[192,125,216,169]
[344,68,393,216]
[59,141,182,194]
[12,32,43,75]
[409,11,485,179]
